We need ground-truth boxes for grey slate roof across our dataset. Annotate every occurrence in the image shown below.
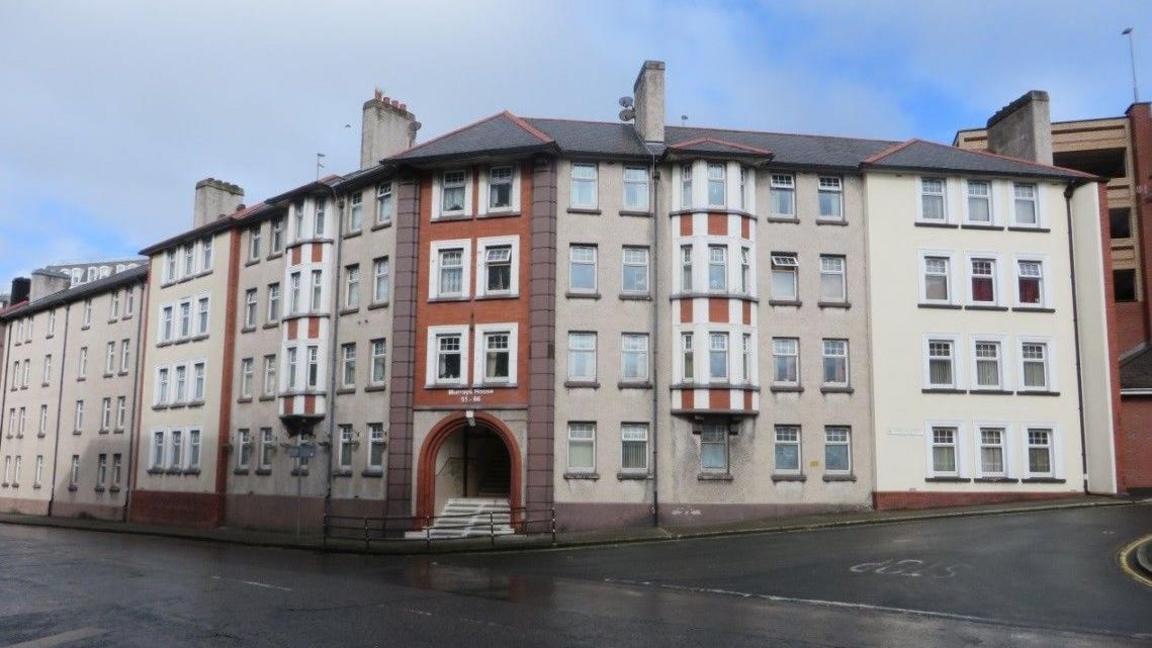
[863,139,1095,180]
[0,265,148,320]
[1121,347,1152,391]
[522,118,650,157]
[667,126,897,168]
[394,112,555,162]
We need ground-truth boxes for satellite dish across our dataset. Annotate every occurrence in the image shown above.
[619,108,635,122]
[619,96,634,108]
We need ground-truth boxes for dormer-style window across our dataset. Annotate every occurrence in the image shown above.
[442,171,467,214]
[488,166,513,210]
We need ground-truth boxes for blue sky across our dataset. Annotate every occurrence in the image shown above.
[0,0,1147,288]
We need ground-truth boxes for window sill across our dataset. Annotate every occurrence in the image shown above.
[267,251,283,261]
[422,383,469,391]
[362,469,384,478]
[974,477,1018,483]
[364,384,388,393]
[432,213,472,222]
[184,468,201,476]
[1021,477,1065,483]
[343,230,363,239]
[618,210,652,218]
[479,210,521,219]
[961,223,1004,231]
[817,301,851,309]
[146,468,165,475]
[332,469,353,478]
[31,483,41,490]
[1007,226,1050,233]
[241,326,256,334]
[563,472,600,481]
[823,474,856,482]
[921,388,965,394]
[187,400,205,408]
[254,468,272,476]
[67,485,78,492]
[236,397,253,404]
[918,303,962,310]
[263,322,280,330]
[968,389,1012,395]
[672,291,758,303]
[616,471,651,481]
[335,387,356,395]
[768,299,802,307]
[339,307,360,316]
[282,312,331,323]
[244,258,261,267]
[565,291,601,300]
[566,207,601,215]
[764,216,800,224]
[258,395,276,402]
[165,468,184,475]
[769,385,803,393]
[1012,307,1055,313]
[290,469,310,477]
[475,294,519,301]
[474,382,517,389]
[77,377,86,382]
[618,293,652,301]
[371,221,393,232]
[697,472,734,482]
[94,485,105,493]
[233,468,250,475]
[925,476,970,483]
[427,296,470,303]
[820,386,854,394]
[965,305,1008,311]
[98,429,109,435]
[1016,390,1060,397]
[564,380,600,389]
[815,219,849,227]
[109,486,121,493]
[367,301,390,310]
[915,221,958,229]
[771,474,806,482]
[618,381,653,390]
[80,325,91,331]
[72,430,82,436]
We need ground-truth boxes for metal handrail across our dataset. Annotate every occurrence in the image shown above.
[322,506,556,549]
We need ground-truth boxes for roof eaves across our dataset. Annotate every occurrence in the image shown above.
[0,266,149,320]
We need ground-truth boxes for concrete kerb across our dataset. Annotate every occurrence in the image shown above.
[0,496,1136,557]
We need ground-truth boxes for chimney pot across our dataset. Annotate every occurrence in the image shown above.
[360,90,417,168]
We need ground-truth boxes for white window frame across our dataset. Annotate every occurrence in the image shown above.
[964,179,994,225]
[483,165,518,214]
[151,430,165,469]
[372,257,390,304]
[824,426,852,474]
[476,236,519,298]
[1011,182,1041,228]
[344,264,360,309]
[568,244,598,294]
[570,162,599,209]
[770,254,799,301]
[925,421,965,478]
[620,333,650,382]
[1014,256,1049,308]
[917,176,947,223]
[621,246,650,296]
[709,332,729,382]
[821,339,850,388]
[1022,425,1059,479]
[774,425,802,474]
[966,253,1001,306]
[622,166,650,211]
[1018,337,1055,393]
[370,339,387,386]
[473,323,518,385]
[819,255,846,303]
[240,358,254,398]
[923,335,961,390]
[426,325,470,387]
[700,422,729,473]
[620,422,649,473]
[248,225,262,261]
[973,423,1011,479]
[706,162,726,207]
[971,337,1006,391]
[192,361,206,401]
[769,173,795,217]
[367,424,386,471]
[567,422,596,473]
[347,192,363,232]
[267,282,281,321]
[435,170,470,218]
[430,239,472,299]
[919,251,956,305]
[707,245,728,292]
[567,332,597,382]
[244,288,257,328]
[817,176,843,221]
[376,181,394,226]
[772,337,800,387]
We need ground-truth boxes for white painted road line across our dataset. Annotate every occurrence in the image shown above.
[4,627,107,648]
[210,575,293,592]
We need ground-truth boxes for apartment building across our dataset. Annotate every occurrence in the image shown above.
[956,96,1149,493]
[0,266,147,520]
[0,60,1117,533]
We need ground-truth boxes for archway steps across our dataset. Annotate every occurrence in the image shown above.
[406,497,515,539]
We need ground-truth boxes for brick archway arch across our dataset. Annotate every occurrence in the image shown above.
[415,412,523,523]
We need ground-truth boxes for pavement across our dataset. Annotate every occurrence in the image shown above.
[1,501,1150,647]
[0,495,1136,555]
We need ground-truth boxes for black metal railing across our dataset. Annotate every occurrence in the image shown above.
[322,507,556,550]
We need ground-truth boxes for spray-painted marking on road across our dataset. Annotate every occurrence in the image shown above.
[849,558,968,578]
[4,627,107,648]
[210,575,293,592]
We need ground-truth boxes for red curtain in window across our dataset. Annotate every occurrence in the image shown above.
[972,278,994,302]
[1018,278,1040,304]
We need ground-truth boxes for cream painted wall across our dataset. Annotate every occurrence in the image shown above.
[865,172,1085,493]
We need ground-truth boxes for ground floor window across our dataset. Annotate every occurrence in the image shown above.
[620,423,648,472]
[930,426,959,476]
[568,422,596,472]
[774,425,801,474]
[824,426,850,473]
[700,423,728,473]
[979,427,1006,477]
[1026,428,1053,477]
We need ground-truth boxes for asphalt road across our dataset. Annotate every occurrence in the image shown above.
[1,503,1150,647]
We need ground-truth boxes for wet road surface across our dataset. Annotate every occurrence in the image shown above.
[1,503,1150,647]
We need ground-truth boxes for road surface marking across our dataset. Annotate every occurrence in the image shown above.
[849,558,967,578]
[4,627,106,648]
[1117,534,1152,589]
[210,575,293,592]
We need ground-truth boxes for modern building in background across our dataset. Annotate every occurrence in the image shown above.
[956,96,1151,493]
[0,61,1128,534]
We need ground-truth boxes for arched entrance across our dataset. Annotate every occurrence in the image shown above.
[416,412,522,524]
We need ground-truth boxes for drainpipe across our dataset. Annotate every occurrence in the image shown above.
[0,318,10,474]
[1063,180,1090,493]
[47,305,71,516]
[323,184,343,528]
[647,147,661,527]
[123,279,146,520]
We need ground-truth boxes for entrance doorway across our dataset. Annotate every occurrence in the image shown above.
[416,412,522,522]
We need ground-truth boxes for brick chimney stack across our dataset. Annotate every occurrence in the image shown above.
[633,60,666,144]
[192,178,244,229]
[361,89,419,169]
[986,90,1053,165]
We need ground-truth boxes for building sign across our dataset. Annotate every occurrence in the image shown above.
[448,388,495,404]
